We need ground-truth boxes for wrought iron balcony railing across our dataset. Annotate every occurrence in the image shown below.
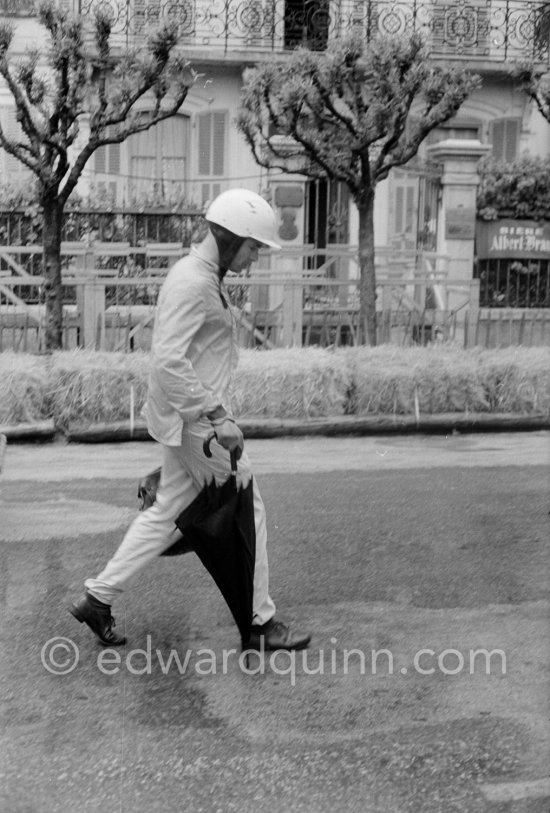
[4,1,550,64]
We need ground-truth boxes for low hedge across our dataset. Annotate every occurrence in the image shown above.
[0,345,549,429]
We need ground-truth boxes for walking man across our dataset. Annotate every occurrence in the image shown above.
[70,189,311,652]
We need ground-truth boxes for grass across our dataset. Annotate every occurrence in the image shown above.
[0,345,549,428]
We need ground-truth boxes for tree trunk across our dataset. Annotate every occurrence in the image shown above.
[357,192,377,346]
[42,196,64,351]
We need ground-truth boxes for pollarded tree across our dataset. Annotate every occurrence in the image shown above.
[0,1,196,350]
[515,66,550,123]
[514,6,550,122]
[237,34,480,345]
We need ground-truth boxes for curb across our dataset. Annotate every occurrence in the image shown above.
[0,421,57,443]
[65,413,549,442]
[241,413,550,437]
[1,414,548,444]
[0,433,6,473]
[480,778,550,812]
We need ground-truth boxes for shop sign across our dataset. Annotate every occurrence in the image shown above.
[476,219,550,259]
[445,207,476,240]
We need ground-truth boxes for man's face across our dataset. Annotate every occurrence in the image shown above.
[230,239,264,273]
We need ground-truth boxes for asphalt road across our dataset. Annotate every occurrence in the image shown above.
[0,432,549,813]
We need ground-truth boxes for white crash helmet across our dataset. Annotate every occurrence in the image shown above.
[205,188,281,250]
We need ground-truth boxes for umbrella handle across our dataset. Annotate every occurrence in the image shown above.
[203,431,238,475]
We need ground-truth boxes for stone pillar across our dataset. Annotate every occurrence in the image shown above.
[426,139,491,345]
[76,247,105,349]
[266,178,308,347]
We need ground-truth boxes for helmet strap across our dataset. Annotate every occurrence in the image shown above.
[208,222,245,279]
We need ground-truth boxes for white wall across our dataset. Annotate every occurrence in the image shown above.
[181,66,270,201]
[1,9,548,224]
[2,14,45,53]
[525,103,550,157]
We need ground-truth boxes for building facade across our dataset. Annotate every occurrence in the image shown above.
[0,0,549,257]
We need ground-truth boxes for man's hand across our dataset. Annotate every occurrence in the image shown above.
[213,418,244,460]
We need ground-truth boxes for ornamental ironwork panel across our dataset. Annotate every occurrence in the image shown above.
[59,1,550,63]
[0,0,36,14]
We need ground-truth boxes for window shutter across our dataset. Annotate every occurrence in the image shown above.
[94,145,106,174]
[108,142,121,175]
[94,143,120,175]
[212,112,225,175]
[391,171,419,250]
[5,109,25,175]
[405,187,415,234]
[0,106,31,178]
[198,113,212,176]
[160,116,188,184]
[394,185,416,236]
[394,186,404,235]
[94,132,121,203]
[198,111,227,176]
[490,119,520,162]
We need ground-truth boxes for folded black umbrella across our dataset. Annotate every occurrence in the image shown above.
[137,435,256,647]
[137,468,193,555]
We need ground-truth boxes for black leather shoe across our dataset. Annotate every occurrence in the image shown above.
[69,592,126,646]
[246,618,311,651]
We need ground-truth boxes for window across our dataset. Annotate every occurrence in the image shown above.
[197,111,227,204]
[125,115,190,198]
[284,0,330,50]
[93,136,121,202]
[0,106,33,184]
[489,118,521,162]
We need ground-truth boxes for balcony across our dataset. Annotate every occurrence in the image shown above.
[0,0,35,13]
[9,1,550,67]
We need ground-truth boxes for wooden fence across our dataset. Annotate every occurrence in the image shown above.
[0,243,548,351]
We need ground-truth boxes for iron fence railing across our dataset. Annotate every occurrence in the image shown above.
[3,262,550,350]
[0,208,206,261]
[4,237,550,311]
[71,0,550,63]
[475,257,550,307]
[0,239,477,350]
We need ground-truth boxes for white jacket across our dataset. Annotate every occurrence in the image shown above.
[143,245,239,446]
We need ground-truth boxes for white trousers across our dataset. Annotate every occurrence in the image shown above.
[85,419,276,625]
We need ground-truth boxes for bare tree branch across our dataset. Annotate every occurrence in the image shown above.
[237,32,480,345]
[0,0,196,349]
[513,64,550,123]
